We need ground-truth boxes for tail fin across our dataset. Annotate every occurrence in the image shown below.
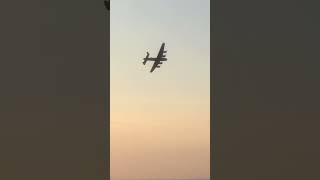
[143,52,149,65]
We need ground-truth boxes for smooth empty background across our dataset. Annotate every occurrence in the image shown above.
[213,0,320,179]
[111,0,210,179]
[0,1,109,179]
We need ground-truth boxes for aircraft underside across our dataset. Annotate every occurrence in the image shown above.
[142,43,167,72]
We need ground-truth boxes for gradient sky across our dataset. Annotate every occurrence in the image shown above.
[111,0,210,179]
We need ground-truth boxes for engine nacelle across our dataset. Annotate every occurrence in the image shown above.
[156,65,161,68]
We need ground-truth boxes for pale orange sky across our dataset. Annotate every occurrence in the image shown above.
[111,0,210,179]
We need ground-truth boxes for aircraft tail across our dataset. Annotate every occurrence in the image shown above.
[143,52,149,65]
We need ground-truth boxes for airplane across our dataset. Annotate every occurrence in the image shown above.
[143,43,167,73]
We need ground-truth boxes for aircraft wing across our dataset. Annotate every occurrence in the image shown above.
[157,43,165,58]
[150,61,161,73]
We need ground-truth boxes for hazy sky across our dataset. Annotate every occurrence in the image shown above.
[111,0,210,179]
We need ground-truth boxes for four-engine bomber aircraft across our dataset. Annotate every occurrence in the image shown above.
[143,43,167,73]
